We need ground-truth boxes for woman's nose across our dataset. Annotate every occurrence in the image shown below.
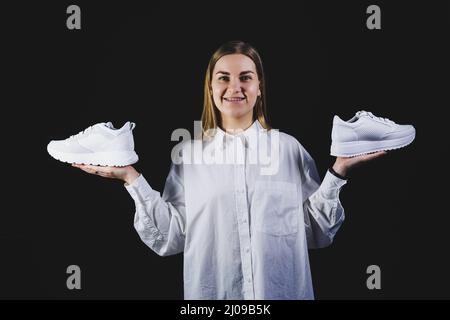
[228,79,242,93]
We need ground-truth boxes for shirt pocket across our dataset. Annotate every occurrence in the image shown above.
[252,181,299,236]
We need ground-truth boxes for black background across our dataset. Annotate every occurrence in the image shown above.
[1,0,449,299]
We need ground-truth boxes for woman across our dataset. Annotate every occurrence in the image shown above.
[73,40,385,299]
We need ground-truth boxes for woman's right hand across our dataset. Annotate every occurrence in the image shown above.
[72,164,140,185]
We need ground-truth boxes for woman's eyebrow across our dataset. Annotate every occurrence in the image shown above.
[215,71,255,75]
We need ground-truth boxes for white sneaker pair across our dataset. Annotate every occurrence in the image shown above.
[47,121,138,166]
[330,111,415,157]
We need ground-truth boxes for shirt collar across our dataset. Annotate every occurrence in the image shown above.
[214,119,263,151]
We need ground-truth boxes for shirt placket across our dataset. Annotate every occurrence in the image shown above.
[233,135,255,299]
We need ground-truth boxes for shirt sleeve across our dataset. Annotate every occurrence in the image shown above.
[297,142,347,249]
[125,162,186,256]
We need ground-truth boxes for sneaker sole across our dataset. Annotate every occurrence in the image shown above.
[47,147,139,167]
[330,130,416,157]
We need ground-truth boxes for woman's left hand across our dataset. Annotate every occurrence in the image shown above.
[332,151,387,177]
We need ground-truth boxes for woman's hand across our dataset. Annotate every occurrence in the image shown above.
[72,164,140,185]
[332,151,387,177]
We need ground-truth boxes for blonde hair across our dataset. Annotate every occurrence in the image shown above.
[201,41,271,139]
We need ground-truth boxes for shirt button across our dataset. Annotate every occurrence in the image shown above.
[242,219,247,224]
[246,247,250,253]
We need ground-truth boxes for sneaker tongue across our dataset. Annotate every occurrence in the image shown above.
[103,122,115,129]
[357,110,371,117]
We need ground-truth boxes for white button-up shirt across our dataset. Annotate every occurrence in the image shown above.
[125,120,347,300]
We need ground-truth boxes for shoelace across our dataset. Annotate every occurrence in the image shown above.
[69,125,94,140]
[357,110,395,125]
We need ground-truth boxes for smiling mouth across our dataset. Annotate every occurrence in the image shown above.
[223,97,246,102]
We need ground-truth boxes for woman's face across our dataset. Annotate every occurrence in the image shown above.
[211,54,261,123]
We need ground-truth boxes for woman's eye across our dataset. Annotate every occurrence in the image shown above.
[240,75,252,81]
[218,76,229,81]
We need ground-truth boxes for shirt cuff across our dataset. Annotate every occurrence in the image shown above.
[318,170,348,199]
[124,174,160,204]
[328,167,348,180]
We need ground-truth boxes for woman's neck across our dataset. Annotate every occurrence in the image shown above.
[220,115,254,134]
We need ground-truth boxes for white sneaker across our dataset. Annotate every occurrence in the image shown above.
[330,111,415,157]
[47,121,139,166]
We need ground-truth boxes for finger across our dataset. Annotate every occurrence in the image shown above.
[83,164,106,174]
[79,164,101,171]
[97,171,115,178]
[76,165,115,178]
[72,163,89,169]
[81,167,97,175]
[370,151,387,158]
[361,151,387,161]
[75,165,98,175]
